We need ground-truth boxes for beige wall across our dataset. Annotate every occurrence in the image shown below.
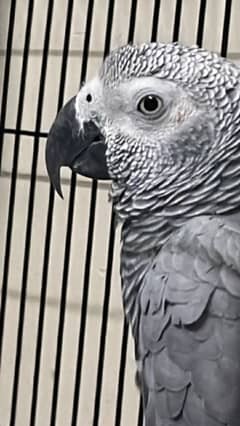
[1,1,240,425]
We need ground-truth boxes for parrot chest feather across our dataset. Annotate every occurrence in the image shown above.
[126,214,240,426]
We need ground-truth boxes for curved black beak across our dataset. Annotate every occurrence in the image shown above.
[46,96,110,197]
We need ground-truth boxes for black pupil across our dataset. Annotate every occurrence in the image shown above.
[143,95,159,112]
[86,93,92,102]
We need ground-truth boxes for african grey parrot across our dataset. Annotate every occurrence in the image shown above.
[45,42,240,425]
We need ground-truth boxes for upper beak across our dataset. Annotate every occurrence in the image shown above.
[45,96,110,197]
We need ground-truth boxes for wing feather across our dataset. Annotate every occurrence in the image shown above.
[138,215,240,425]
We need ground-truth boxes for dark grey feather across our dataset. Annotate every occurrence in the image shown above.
[138,216,240,425]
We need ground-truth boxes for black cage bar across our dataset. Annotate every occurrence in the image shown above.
[0,0,236,425]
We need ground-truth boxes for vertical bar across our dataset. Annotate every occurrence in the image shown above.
[50,167,76,425]
[49,0,76,424]
[137,398,143,426]
[196,0,207,47]
[221,0,232,57]
[78,0,95,85]
[92,207,116,426]
[114,320,129,426]
[70,182,97,426]
[128,0,138,42]
[91,2,117,422]
[7,0,35,423]
[0,0,17,172]
[30,191,54,425]
[151,0,161,42]
[0,0,17,364]
[172,0,182,42]
[114,0,152,422]
[29,0,55,424]
[70,1,100,423]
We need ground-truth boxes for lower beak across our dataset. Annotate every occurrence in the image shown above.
[45,96,110,197]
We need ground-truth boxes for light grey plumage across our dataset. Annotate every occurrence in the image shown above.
[46,42,240,425]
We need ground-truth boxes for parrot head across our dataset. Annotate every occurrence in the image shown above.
[46,42,240,218]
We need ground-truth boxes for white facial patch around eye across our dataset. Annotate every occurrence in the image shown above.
[102,81,202,149]
[103,77,195,123]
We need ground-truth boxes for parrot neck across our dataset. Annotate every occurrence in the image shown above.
[120,211,175,334]
[114,141,240,332]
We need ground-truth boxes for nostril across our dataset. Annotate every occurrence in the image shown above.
[86,93,92,102]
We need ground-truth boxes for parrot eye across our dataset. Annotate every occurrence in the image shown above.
[137,95,163,117]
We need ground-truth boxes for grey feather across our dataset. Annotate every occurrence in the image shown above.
[99,44,240,425]
[51,41,240,425]
[138,216,240,425]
